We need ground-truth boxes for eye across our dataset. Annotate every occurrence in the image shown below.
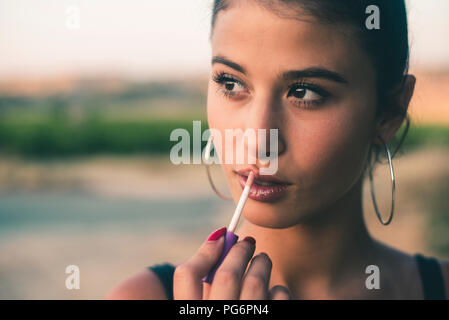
[288,86,321,100]
[286,83,329,109]
[212,71,247,98]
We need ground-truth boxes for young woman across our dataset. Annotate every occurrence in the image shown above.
[107,0,449,299]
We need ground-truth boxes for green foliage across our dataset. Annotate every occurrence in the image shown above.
[427,176,449,258]
[0,116,447,158]
[0,79,208,158]
[0,116,208,157]
[400,125,449,151]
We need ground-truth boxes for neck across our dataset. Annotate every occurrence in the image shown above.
[237,176,377,299]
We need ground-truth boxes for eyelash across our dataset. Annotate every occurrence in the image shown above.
[212,71,245,99]
[212,71,329,109]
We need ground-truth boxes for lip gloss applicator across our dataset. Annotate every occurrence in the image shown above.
[203,171,255,284]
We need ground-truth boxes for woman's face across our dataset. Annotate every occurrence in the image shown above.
[207,1,379,228]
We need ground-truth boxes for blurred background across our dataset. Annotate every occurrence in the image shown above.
[0,0,448,299]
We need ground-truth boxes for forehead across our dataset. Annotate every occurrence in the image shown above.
[211,1,368,79]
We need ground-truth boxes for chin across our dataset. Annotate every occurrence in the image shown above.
[242,202,303,229]
[243,197,333,229]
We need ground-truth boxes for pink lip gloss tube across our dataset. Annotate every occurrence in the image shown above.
[202,171,255,284]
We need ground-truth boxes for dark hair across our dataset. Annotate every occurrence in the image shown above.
[210,0,411,171]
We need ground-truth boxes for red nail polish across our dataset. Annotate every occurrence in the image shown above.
[207,227,227,241]
[243,236,256,245]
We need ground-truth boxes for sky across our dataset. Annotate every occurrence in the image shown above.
[0,0,448,80]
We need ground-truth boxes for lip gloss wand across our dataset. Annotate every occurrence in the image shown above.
[202,171,255,284]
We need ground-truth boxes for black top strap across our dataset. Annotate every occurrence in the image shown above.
[148,263,176,300]
[415,253,447,300]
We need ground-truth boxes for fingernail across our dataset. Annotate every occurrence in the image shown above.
[207,227,227,241]
[242,236,256,245]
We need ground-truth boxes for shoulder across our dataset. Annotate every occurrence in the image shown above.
[371,240,445,299]
[437,258,449,298]
[105,268,170,300]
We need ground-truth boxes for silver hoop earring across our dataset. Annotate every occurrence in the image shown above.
[368,139,395,225]
[204,135,233,201]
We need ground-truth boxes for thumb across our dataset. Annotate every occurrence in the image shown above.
[269,285,292,300]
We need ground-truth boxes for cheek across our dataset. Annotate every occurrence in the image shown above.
[206,82,219,128]
[289,100,376,199]
[206,81,249,159]
[207,82,234,133]
[207,83,230,161]
[206,86,243,202]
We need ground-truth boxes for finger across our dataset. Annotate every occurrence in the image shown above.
[202,281,213,300]
[240,252,272,300]
[173,227,226,299]
[269,285,292,300]
[208,236,256,299]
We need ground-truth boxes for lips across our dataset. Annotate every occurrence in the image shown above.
[235,168,291,202]
[236,168,290,185]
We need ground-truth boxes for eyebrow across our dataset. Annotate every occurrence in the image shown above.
[212,55,247,74]
[211,55,348,85]
[281,68,348,84]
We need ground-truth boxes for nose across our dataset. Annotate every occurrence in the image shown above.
[244,93,286,165]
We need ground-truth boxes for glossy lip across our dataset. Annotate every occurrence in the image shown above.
[236,167,292,185]
[234,168,291,202]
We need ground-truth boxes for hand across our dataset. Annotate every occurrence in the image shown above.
[173,227,292,300]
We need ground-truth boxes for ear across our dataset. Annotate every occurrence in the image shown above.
[373,74,416,145]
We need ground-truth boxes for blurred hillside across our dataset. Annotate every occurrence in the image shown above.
[0,71,448,158]
[409,70,449,125]
[0,74,210,157]
[0,74,208,118]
